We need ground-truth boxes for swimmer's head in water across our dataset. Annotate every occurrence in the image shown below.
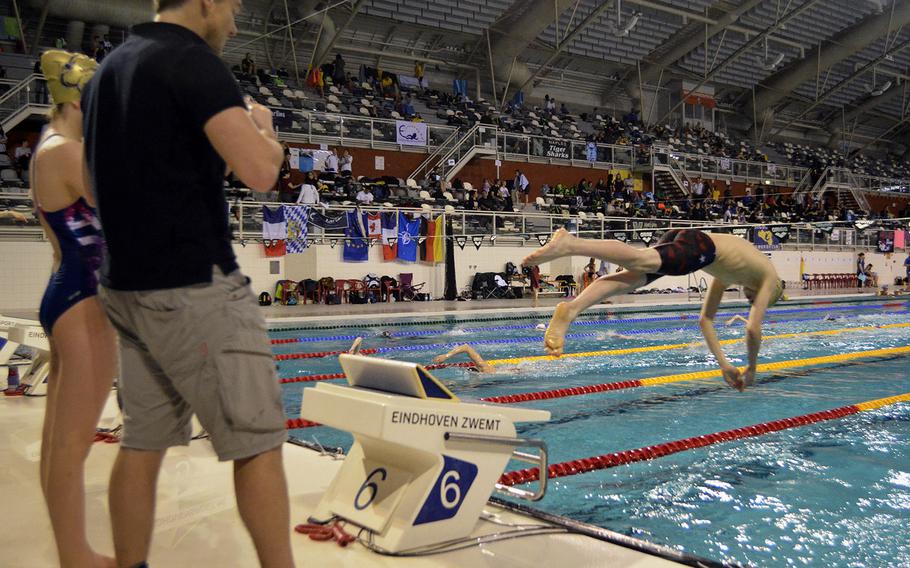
[41,50,97,105]
[744,279,786,306]
[535,323,547,330]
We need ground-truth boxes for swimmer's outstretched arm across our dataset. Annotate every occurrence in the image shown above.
[0,210,27,222]
[724,314,749,326]
[699,279,745,391]
[432,344,494,373]
[348,337,363,354]
[741,277,776,388]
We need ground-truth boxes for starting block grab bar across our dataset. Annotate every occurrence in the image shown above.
[444,432,548,502]
[301,354,551,553]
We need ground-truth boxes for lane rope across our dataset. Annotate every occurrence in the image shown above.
[276,323,910,385]
[269,298,907,335]
[498,393,910,486]
[484,344,910,403]
[284,347,910,431]
[270,301,908,342]
[272,313,910,359]
[484,323,910,367]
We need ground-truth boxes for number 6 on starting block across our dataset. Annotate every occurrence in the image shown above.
[302,354,549,552]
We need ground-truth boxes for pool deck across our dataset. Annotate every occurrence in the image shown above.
[1,289,901,567]
[2,392,692,568]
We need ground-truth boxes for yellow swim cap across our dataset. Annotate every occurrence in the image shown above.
[40,50,97,105]
[770,279,786,306]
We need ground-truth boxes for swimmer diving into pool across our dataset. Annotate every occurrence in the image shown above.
[523,228,785,391]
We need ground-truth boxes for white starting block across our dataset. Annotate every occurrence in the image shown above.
[3,318,51,396]
[302,354,550,553]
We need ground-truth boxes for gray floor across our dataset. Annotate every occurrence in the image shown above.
[261,287,878,322]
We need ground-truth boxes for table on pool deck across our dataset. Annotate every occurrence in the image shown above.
[0,392,684,567]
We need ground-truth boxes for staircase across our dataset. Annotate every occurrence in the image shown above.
[807,168,871,214]
[0,74,49,132]
[409,124,497,182]
[651,160,690,204]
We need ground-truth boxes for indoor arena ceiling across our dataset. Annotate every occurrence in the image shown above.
[227,0,910,145]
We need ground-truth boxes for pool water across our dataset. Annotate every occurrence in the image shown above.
[271,300,910,567]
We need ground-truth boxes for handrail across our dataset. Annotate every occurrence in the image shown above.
[409,127,463,181]
[4,191,906,251]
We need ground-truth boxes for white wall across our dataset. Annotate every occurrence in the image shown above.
[0,241,53,312]
[3,240,908,312]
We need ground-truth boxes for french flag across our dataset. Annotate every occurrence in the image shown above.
[262,206,287,257]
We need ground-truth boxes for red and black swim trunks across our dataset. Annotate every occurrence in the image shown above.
[645,229,716,284]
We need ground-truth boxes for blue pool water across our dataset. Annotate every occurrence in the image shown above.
[271,301,910,567]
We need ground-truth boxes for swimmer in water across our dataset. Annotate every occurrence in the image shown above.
[725,314,749,326]
[524,228,786,391]
[432,344,495,373]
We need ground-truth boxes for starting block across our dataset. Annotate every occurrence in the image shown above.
[3,318,51,396]
[302,354,550,553]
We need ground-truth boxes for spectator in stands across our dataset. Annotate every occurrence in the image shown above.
[241,52,256,77]
[13,139,31,177]
[478,189,494,211]
[742,187,754,209]
[514,169,529,206]
[277,169,298,203]
[692,177,705,200]
[0,65,6,79]
[340,149,353,176]
[91,35,102,61]
[498,182,513,211]
[295,177,319,205]
[559,102,569,116]
[545,95,556,112]
[324,148,339,173]
[356,186,374,204]
[102,35,113,58]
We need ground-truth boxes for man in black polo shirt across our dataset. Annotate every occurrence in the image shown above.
[82,1,294,566]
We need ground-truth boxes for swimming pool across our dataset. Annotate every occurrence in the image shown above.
[271,299,910,567]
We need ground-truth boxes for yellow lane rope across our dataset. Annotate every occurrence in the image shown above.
[487,322,910,367]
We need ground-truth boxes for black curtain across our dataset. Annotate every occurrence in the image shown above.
[444,218,457,300]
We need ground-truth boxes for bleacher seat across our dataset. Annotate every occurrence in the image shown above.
[1,169,21,183]
[406,178,419,189]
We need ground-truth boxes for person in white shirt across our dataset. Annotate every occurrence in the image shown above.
[324,149,339,173]
[296,182,319,205]
[340,150,353,175]
[356,187,374,204]
[513,170,529,206]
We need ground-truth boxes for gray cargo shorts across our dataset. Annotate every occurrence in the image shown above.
[99,268,287,461]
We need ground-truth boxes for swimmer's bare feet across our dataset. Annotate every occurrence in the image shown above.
[721,365,745,391]
[523,228,573,267]
[544,301,575,356]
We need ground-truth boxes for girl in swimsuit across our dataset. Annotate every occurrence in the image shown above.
[32,51,117,568]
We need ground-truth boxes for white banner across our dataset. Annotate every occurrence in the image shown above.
[396,120,428,146]
[289,147,300,170]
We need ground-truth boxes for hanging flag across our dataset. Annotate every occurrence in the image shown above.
[330,238,338,248]
[472,236,484,250]
[366,213,382,239]
[454,235,467,250]
[433,214,445,262]
[419,217,433,262]
[381,211,398,261]
[284,205,310,253]
[536,234,550,246]
[262,206,287,257]
[309,210,349,231]
[344,210,369,262]
[397,212,420,262]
